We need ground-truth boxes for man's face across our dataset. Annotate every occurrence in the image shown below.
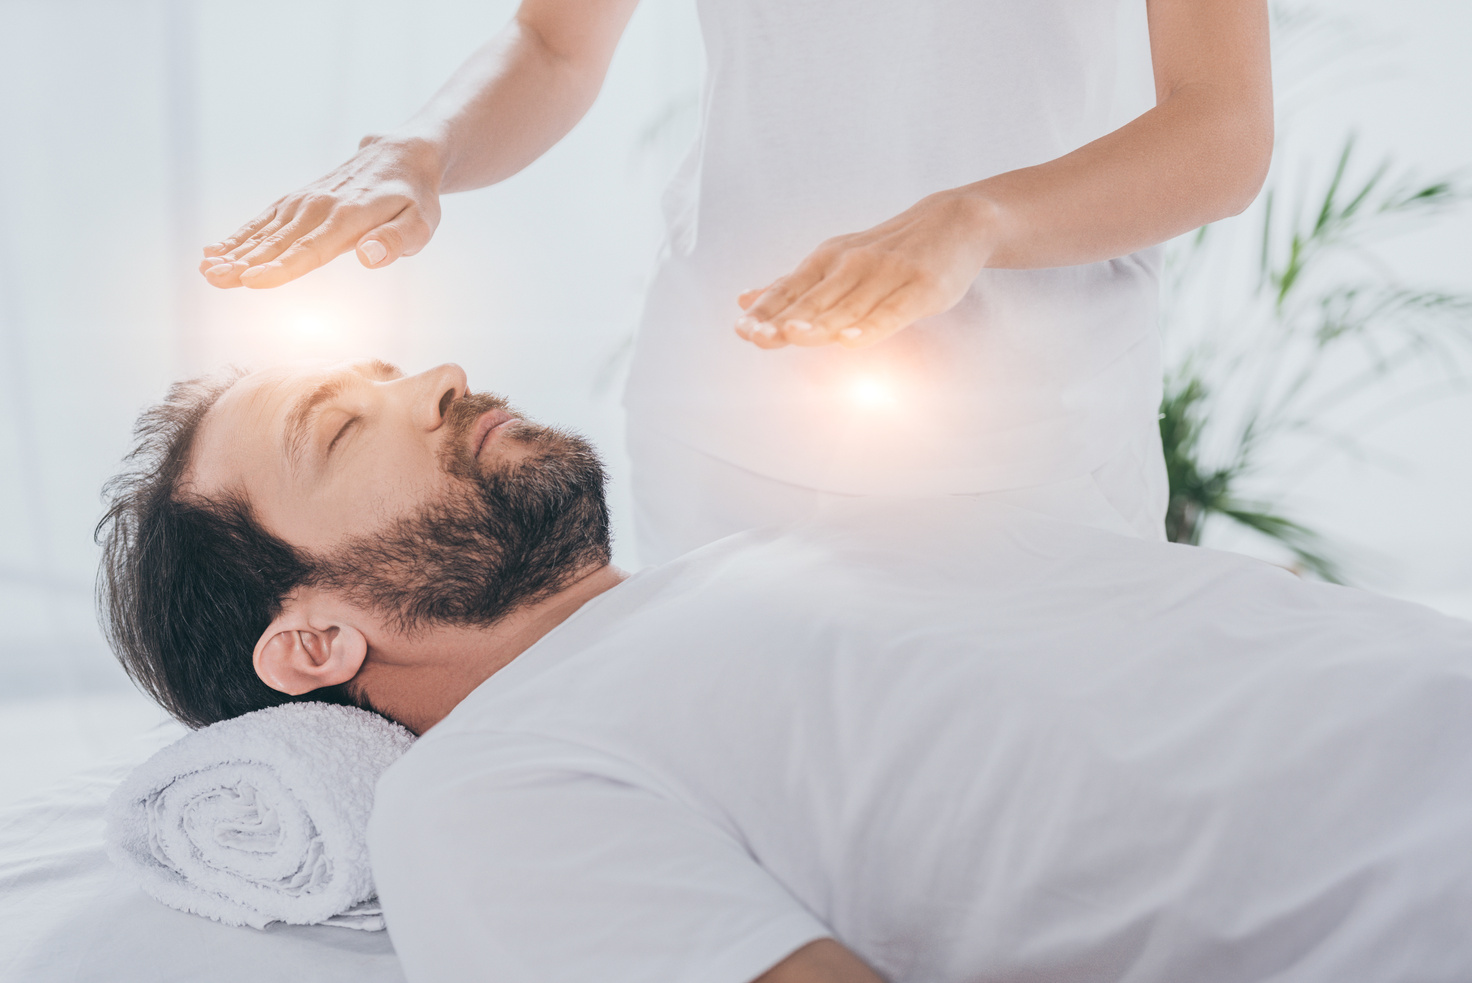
[190,358,609,629]
[191,359,497,552]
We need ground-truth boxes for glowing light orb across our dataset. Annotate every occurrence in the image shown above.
[291,312,332,339]
[847,375,897,409]
[269,308,356,357]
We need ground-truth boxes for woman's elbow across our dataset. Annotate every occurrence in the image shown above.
[1215,104,1275,218]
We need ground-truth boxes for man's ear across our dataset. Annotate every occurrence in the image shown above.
[253,587,370,696]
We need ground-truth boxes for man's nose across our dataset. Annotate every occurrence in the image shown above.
[408,363,468,431]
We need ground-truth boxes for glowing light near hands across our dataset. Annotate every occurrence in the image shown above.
[291,311,335,342]
[204,268,396,366]
[847,374,898,409]
[256,306,356,358]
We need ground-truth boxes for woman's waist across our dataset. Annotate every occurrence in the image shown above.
[623,337,1163,496]
[629,276,1161,412]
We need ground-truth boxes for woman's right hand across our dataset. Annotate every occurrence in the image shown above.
[199,133,445,289]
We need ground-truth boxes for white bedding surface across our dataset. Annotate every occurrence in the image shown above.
[371,499,1472,982]
[0,721,405,983]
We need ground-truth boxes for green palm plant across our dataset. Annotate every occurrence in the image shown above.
[1159,136,1472,582]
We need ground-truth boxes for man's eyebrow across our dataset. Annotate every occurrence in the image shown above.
[281,361,405,473]
[283,376,347,473]
[366,359,403,380]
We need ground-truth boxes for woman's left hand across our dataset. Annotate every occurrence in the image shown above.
[734,189,1000,350]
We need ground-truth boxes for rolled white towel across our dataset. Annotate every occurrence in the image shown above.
[105,701,415,930]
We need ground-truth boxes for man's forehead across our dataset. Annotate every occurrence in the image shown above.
[215,356,405,425]
[188,359,362,496]
[205,361,333,438]
[231,360,338,406]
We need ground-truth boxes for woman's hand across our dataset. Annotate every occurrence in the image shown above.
[733,0,1273,350]
[199,134,445,289]
[733,189,1000,350]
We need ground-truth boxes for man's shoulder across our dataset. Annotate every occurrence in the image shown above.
[370,727,652,838]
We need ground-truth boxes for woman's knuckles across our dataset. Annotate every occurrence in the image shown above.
[402,209,435,238]
[298,192,341,214]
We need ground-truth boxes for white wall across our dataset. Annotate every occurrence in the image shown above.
[0,0,1468,707]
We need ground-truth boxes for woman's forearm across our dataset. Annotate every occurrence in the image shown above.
[390,18,612,194]
[200,2,639,288]
[967,83,1274,270]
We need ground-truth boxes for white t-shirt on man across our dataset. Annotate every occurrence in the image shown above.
[370,499,1472,983]
[624,0,1163,496]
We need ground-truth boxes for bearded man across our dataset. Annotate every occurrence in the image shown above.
[96,359,1472,983]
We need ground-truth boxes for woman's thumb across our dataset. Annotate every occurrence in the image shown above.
[356,208,435,269]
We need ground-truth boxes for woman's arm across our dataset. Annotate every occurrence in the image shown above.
[736,0,1272,349]
[201,0,641,289]
[754,940,885,983]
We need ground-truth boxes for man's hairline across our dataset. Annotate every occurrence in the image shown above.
[171,367,247,507]
[174,367,306,525]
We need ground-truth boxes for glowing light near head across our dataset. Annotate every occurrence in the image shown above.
[257,307,357,358]
[205,271,396,366]
[847,374,897,409]
[291,311,334,341]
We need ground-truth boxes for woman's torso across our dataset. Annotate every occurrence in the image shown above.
[625,0,1162,495]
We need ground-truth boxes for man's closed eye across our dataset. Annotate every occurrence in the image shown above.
[328,417,360,457]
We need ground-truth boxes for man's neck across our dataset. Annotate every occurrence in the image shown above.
[356,564,629,734]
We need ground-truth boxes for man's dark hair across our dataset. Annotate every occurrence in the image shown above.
[95,372,367,729]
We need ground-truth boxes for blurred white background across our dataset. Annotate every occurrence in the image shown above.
[0,0,1468,807]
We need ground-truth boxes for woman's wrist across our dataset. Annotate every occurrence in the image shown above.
[930,185,1011,271]
[365,130,451,190]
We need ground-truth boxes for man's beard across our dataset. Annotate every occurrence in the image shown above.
[313,391,611,635]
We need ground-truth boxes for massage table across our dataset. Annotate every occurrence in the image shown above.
[0,721,405,982]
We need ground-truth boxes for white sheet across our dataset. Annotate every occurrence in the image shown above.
[0,720,405,983]
[372,497,1472,983]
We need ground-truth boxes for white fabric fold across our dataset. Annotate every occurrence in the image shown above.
[105,702,414,930]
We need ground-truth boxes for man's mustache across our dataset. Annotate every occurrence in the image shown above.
[438,390,514,472]
[443,390,512,439]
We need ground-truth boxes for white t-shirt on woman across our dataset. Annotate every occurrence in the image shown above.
[624,0,1163,497]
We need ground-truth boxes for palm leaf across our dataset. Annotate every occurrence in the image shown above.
[1160,133,1472,584]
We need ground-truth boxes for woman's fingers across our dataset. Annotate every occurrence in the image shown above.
[734,248,835,347]
[234,209,368,289]
[732,265,932,352]
[733,188,995,352]
[203,191,431,289]
[233,201,335,267]
[734,252,966,350]
[761,250,910,347]
[736,286,767,311]
[200,205,304,287]
[203,204,280,258]
[218,204,301,267]
[199,137,445,289]
[834,282,928,349]
[765,264,868,345]
[733,247,910,348]
[236,232,341,289]
[788,271,904,346]
[235,202,438,288]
